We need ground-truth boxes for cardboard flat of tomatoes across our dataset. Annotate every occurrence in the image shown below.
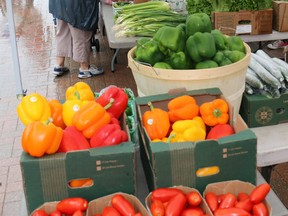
[203,180,272,215]
[136,88,257,193]
[30,193,149,216]
[86,192,149,216]
[145,186,213,216]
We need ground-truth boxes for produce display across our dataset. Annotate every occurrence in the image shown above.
[134,12,246,70]
[142,95,235,142]
[16,83,135,158]
[244,49,288,98]
[205,183,270,215]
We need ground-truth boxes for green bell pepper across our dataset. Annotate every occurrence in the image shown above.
[195,60,218,69]
[186,32,216,63]
[154,62,173,69]
[186,13,212,37]
[153,26,186,54]
[226,36,246,53]
[213,50,246,66]
[134,39,165,66]
[166,51,192,69]
[211,29,227,50]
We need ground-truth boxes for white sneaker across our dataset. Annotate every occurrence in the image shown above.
[78,65,104,79]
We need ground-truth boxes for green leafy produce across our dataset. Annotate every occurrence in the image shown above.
[114,1,187,37]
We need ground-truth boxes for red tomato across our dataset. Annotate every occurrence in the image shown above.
[237,193,250,202]
[235,198,253,212]
[94,214,102,216]
[165,193,187,216]
[111,194,136,216]
[150,199,165,216]
[253,202,269,216]
[219,193,237,209]
[56,197,88,215]
[181,208,203,216]
[250,183,270,204]
[217,194,226,204]
[186,206,204,215]
[205,192,218,212]
[50,210,62,216]
[186,191,202,207]
[134,213,143,216]
[152,188,185,203]
[72,210,84,216]
[102,206,121,216]
[32,209,49,216]
[214,207,251,216]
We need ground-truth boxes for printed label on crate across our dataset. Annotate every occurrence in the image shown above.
[222,146,249,158]
[96,159,126,171]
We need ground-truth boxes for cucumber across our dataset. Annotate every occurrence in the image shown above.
[249,57,282,89]
[272,57,288,81]
[245,68,264,90]
[251,53,284,82]
[245,83,254,95]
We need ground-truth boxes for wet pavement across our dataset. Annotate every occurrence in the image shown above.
[0,0,287,215]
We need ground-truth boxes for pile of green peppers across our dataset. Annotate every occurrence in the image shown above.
[134,12,246,70]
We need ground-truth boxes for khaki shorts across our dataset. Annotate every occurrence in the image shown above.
[56,20,93,63]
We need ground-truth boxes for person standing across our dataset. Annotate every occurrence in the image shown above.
[49,0,104,78]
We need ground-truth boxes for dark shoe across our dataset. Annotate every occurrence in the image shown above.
[53,66,70,76]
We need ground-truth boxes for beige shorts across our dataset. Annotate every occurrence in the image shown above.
[56,20,93,63]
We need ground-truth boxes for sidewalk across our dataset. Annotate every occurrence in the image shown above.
[0,0,287,215]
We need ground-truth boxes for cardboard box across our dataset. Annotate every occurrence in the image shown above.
[21,141,137,214]
[136,88,257,194]
[203,180,272,215]
[213,9,273,36]
[145,186,213,216]
[273,1,288,32]
[87,192,149,216]
[240,92,288,128]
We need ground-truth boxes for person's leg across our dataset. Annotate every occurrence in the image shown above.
[69,24,104,78]
[53,20,72,76]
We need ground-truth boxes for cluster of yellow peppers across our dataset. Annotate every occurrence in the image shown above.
[142,95,230,143]
[17,82,111,157]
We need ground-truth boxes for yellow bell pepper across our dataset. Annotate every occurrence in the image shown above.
[62,99,88,127]
[169,117,206,142]
[17,93,51,126]
[65,81,95,101]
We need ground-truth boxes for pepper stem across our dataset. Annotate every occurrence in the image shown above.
[74,91,80,100]
[104,98,114,110]
[167,133,176,143]
[147,101,154,110]
[213,108,222,118]
[44,118,53,125]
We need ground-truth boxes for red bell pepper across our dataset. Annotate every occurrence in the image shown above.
[58,126,90,152]
[90,124,128,148]
[96,86,129,119]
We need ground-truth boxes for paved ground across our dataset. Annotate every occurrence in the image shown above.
[0,0,287,215]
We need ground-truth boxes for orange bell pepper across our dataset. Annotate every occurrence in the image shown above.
[21,120,63,157]
[65,81,95,101]
[168,95,199,122]
[72,101,112,138]
[199,98,229,126]
[17,93,51,126]
[48,99,66,129]
[142,102,170,140]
